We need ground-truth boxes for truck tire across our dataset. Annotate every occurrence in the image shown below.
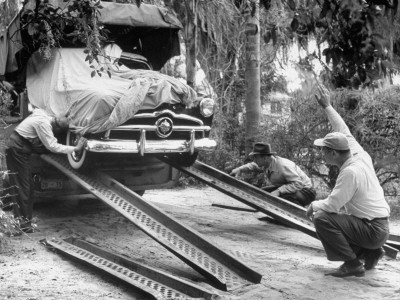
[66,131,91,170]
[169,152,198,167]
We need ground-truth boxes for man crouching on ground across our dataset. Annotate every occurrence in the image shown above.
[306,85,390,277]
[230,142,316,207]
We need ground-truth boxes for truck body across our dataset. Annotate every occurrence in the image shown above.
[0,0,216,200]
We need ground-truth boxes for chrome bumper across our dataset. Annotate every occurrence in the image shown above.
[86,138,217,155]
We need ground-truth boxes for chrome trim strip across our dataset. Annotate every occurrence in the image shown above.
[133,110,204,125]
[86,138,217,153]
[110,125,211,131]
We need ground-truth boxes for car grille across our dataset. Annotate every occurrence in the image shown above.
[107,109,207,141]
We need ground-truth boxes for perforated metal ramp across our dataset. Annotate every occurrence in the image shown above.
[162,158,399,259]
[41,154,262,291]
[162,158,317,237]
[43,237,216,300]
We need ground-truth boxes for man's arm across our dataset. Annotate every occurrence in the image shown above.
[315,85,363,154]
[230,162,261,177]
[35,123,83,154]
[312,168,358,213]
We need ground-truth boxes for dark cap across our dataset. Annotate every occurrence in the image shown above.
[249,143,276,158]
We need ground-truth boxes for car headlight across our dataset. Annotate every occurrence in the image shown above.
[199,98,215,117]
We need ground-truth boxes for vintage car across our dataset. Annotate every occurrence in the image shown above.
[26,43,216,170]
[0,1,216,197]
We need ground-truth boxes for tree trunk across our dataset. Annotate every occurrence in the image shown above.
[185,0,197,89]
[244,0,261,154]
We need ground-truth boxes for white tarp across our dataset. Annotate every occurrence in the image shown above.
[26,45,197,134]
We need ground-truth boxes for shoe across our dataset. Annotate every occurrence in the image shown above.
[364,248,385,270]
[356,249,366,260]
[325,262,365,277]
[20,225,37,234]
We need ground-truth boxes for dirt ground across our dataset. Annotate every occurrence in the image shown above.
[0,186,399,300]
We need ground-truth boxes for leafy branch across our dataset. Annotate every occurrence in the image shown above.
[20,0,107,76]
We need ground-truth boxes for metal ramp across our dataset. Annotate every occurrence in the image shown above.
[162,158,399,259]
[43,237,216,300]
[41,154,262,291]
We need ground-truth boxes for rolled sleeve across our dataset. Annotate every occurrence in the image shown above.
[36,123,75,154]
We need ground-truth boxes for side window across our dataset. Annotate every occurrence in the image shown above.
[270,101,282,114]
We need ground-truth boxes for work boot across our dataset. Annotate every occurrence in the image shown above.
[364,247,385,270]
[19,220,37,234]
[325,261,365,278]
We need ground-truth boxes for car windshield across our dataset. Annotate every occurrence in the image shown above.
[119,52,152,70]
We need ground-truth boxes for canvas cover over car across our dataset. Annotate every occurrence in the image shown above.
[27,45,197,134]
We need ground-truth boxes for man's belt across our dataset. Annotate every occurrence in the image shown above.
[363,217,388,223]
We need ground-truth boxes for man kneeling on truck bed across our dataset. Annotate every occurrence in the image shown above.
[5,108,86,234]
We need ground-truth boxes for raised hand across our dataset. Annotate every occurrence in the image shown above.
[314,83,331,109]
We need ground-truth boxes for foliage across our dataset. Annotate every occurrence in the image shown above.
[0,86,13,117]
[389,198,400,219]
[0,206,19,238]
[0,0,19,29]
[339,85,400,194]
[187,0,289,175]
[7,0,108,76]
[261,0,399,89]
[6,0,398,88]
[0,168,22,238]
[258,80,400,196]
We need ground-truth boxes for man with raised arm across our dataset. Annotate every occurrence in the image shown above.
[306,85,390,277]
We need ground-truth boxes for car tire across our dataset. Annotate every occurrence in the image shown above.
[66,131,91,170]
[169,152,198,167]
[134,190,145,196]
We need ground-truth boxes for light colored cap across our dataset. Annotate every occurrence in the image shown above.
[314,132,350,150]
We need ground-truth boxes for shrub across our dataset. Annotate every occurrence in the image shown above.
[0,177,20,239]
[0,85,13,117]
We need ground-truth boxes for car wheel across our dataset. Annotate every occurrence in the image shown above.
[66,131,91,170]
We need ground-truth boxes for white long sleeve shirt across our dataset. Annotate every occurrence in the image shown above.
[238,156,313,194]
[312,106,390,220]
[15,109,75,154]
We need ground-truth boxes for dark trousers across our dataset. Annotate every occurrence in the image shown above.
[5,131,48,226]
[262,185,316,207]
[313,210,389,262]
